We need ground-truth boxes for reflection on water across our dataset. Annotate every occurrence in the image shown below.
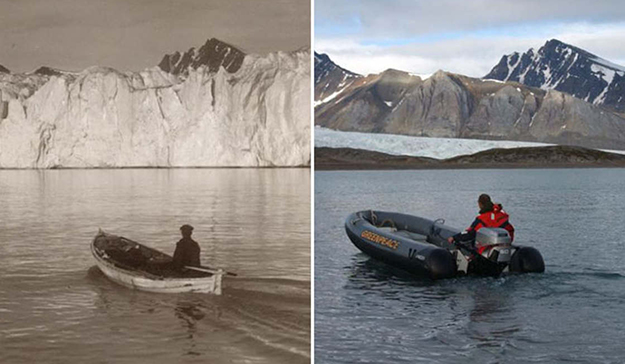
[175,300,207,356]
[0,169,310,364]
[176,301,207,331]
[467,285,521,351]
[340,254,545,360]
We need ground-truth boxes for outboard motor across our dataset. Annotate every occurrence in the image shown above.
[475,228,512,264]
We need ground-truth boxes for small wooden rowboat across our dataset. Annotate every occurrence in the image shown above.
[91,230,224,294]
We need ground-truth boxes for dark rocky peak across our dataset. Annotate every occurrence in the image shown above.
[484,38,625,112]
[195,38,246,72]
[314,52,362,101]
[0,64,9,74]
[33,66,64,76]
[314,52,340,68]
[540,39,596,63]
[158,38,246,76]
[314,52,331,65]
[314,52,361,83]
[158,51,182,72]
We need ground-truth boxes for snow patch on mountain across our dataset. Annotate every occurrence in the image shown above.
[485,39,625,112]
[314,86,349,107]
[314,52,362,102]
[409,72,433,80]
[482,78,505,83]
[591,55,625,73]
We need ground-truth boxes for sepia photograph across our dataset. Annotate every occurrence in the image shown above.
[0,0,310,363]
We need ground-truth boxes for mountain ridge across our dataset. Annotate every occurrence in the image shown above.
[158,38,246,76]
[314,52,362,102]
[315,145,625,170]
[314,49,625,151]
[484,38,625,112]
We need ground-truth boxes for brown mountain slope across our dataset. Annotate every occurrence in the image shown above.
[314,54,625,151]
[315,146,625,170]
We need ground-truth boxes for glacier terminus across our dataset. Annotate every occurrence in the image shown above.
[0,39,310,168]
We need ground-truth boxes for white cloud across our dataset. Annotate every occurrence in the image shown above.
[316,22,625,77]
[316,0,625,39]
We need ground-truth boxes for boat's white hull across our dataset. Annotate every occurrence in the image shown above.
[91,243,223,294]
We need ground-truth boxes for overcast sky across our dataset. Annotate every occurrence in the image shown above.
[315,0,625,77]
[0,0,310,73]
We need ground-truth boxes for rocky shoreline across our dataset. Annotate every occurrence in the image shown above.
[315,146,625,170]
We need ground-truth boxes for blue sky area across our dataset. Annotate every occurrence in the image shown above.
[315,0,625,76]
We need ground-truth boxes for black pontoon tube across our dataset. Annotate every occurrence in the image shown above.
[345,210,544,279]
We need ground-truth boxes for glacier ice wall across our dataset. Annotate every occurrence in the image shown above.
[0,51,310,168]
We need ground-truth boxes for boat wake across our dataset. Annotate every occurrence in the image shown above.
[87,266,310,363]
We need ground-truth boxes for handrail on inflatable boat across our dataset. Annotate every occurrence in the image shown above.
[429,218,445,238]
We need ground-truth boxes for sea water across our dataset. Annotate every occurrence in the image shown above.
[0,168,310,364]
[315,168,625,364]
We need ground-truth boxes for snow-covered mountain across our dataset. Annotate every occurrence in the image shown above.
[484,39,625,112]
[314,52,361,104]
[158,38,246,76]
[0,39,310,168]
[314,52,625,151]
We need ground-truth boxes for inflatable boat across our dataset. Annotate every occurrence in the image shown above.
[345,210,545,279]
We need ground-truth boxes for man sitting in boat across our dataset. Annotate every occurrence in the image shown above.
[173,224,201,270]
[447,194,515,251]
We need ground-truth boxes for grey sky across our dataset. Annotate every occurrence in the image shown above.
[0,0,310,73]
[315,0,625,77]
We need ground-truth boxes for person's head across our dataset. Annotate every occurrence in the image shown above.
[180,224,194,238]
[478,194,494,212]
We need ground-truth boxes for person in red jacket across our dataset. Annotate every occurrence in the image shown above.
[447,194,515,248]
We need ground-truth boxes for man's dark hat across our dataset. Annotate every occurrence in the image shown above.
[180,224,194,232]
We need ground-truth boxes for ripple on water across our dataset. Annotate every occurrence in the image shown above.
[315,169,625,364]
[0,169,310,364]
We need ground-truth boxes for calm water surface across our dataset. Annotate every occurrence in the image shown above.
[315,169,625,364]
[0,169,310,364]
